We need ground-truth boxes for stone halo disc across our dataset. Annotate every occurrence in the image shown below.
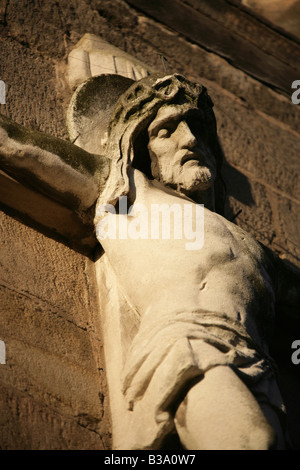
[67,74,134,155]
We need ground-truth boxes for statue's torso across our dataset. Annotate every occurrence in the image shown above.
[99,170,276,346]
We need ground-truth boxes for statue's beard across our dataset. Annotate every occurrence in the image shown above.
[153,162,216,195]
[178,164,216,193]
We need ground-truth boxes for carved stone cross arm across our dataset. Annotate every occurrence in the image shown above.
[0,112,110,257]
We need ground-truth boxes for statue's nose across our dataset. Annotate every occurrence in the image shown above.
[178,121,197,149]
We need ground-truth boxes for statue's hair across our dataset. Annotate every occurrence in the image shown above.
[98,73,226,215]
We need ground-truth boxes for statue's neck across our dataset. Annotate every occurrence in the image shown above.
[150,175,216,212]
[181,187,216,212]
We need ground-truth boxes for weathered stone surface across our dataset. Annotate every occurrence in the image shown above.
[0,383,109,450]
[0,211,95,327]
[0,36,68,139]
[125,0,300,96]
[242,0,300,39]
[0,211,111,449]
[67,74,134,155]
[0,286,95,371]
[68,33,154,91]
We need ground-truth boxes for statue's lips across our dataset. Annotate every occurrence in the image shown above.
[180,152,203,165]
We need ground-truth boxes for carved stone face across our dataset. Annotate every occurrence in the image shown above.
[147,105,217,194]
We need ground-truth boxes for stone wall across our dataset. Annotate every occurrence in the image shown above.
[0,211,111,449]
[0,0,299,449]
[242,0,300,39]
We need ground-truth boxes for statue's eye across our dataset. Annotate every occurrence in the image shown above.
[157,128,170,138]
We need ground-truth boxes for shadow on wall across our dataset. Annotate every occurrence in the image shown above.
[221,151,300,449]
[222,160,255,219]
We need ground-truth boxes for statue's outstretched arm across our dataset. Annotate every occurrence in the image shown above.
[0,113,110,216]
[0,113,110,256]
